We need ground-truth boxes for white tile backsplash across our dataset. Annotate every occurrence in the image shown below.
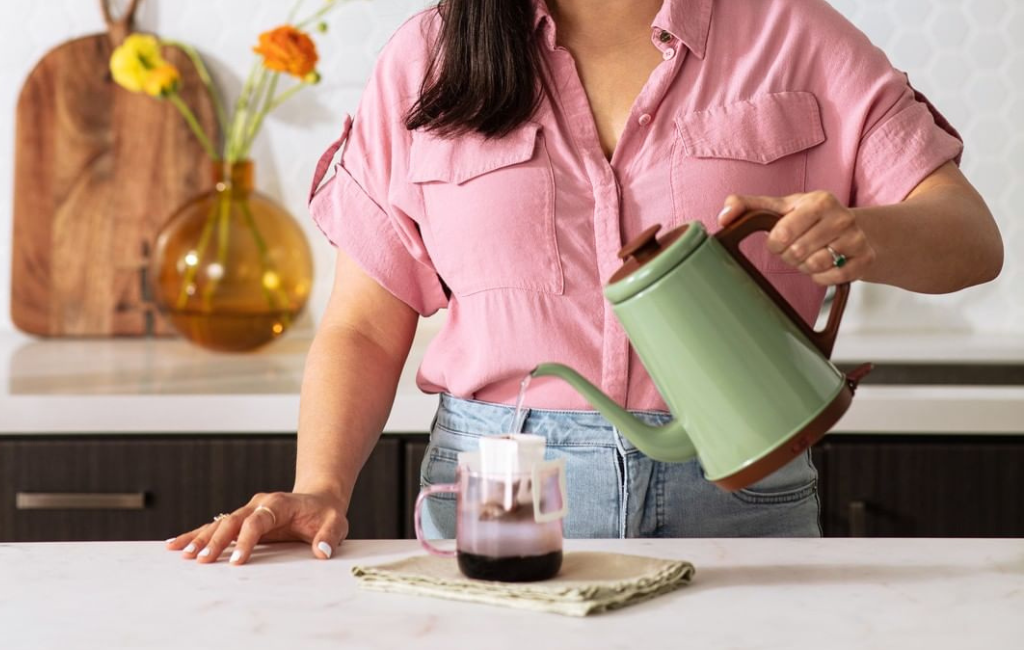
[1,0,1020,335]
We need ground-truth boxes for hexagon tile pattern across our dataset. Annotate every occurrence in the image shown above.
[0,1,1020,334]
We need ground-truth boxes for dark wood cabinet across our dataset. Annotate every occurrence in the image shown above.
[0,435,407,542]
[3,433,1023,541]
[815,435,1024,538]
[404,441,429,539]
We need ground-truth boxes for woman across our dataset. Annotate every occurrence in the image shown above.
[168,0,1002,564]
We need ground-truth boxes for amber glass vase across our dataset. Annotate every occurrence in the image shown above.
[151,161,313,352]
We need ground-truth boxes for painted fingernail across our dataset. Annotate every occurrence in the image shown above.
[318,541,333,559]
[230,550,242,564]
[165,537,176,544]
[184,543,197,554]
[718,206,732,221]
[198,547,211,558]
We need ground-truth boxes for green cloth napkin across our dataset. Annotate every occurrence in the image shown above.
[351,551,696,617]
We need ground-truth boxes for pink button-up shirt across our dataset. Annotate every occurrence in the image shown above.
[309,0,963,411]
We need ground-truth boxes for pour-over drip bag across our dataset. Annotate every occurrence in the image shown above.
[477,434,546,476]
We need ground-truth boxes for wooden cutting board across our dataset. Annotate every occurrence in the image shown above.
[12,0,219,337]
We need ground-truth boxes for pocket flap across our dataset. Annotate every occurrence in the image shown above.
[408,122,541,185]
[676,92,825,164]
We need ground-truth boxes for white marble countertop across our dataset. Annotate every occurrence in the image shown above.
[1,328,1023,435]
[831,331,1024,364]
[0,538,1020,650]
[0,328,437,435]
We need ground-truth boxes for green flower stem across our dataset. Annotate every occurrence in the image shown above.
[226,62,263,162]
[287,0,308,23]
[176,200,220,310]
[201,191,232,309]
[239,72,280,160]
[234,61,262,117]
[296,1,339,29]
[231,66,269,161]
[238,199,283,314]
[241,68,271,146]
[266,82,306,114]
[169,93,218,160]
[240,74,317,161]
[163,40,228,137]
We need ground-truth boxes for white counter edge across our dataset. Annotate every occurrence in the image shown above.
[3,385,1022,436]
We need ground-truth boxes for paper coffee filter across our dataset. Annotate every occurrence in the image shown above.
[478,434,546,476]
[458,451,480,472]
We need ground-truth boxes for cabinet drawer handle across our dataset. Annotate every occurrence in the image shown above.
[15,492,147,510]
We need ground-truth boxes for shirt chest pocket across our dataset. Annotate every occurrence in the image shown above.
[671,91,826,273]
[408,123,563,297]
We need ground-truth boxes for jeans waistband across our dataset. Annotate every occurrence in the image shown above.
[436,393,672,449]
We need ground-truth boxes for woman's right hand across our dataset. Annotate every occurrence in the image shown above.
[165,491,349,565]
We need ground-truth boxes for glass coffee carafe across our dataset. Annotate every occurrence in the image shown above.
[414,434,568,582]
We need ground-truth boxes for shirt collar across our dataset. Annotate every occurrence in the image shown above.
[533,0,714,59]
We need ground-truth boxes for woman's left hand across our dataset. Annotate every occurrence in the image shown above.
[718,191,876,286]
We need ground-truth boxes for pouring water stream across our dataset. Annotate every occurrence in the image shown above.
[511,374,531,434]
[502,374,533,509]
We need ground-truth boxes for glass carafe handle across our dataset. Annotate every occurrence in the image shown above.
[532,459,568,523]
[414,484,458,557]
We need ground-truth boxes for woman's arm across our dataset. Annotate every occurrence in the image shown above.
[167,249,419,565]
[854,162,1002,292]
[293,249,420,512]
[720,162,1004,293]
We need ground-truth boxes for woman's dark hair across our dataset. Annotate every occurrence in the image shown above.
[404,0,545,138]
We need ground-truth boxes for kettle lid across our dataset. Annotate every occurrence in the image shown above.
[605,221,707,304]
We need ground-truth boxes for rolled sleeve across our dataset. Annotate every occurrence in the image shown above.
[310,160,447,316]
[807,1,965,208]
[307,15,447,317]
[852,78,964,207]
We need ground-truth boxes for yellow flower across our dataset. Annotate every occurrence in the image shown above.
[110,34,181,97]
[253,26,319,79]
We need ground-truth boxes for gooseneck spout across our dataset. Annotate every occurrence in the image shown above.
[531,363,697,463]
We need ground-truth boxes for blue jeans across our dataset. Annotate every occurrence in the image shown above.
[419,394,822,539]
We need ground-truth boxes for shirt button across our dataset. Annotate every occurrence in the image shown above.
[659,30,672,43]
[663,47,676,61]
[638,113,652,126]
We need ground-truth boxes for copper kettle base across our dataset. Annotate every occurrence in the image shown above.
[712,364,872,493]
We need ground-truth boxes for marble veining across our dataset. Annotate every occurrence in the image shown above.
[0,539,1021,650]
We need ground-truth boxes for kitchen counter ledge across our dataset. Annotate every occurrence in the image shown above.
[1,538,1020,650]
[2,330,1023,435]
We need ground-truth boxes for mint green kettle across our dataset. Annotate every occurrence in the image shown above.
[533,210,871,492]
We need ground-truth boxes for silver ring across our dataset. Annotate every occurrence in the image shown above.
[213,513,229,523]
[253,505,278,527]
[826,245,848,269]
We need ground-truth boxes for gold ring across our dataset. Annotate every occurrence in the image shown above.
[213,513,230,522]
[253,505,278,527]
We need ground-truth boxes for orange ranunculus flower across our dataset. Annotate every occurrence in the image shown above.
[253,26,319,79]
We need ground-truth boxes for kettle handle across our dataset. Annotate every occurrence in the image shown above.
[715,209,849,358]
